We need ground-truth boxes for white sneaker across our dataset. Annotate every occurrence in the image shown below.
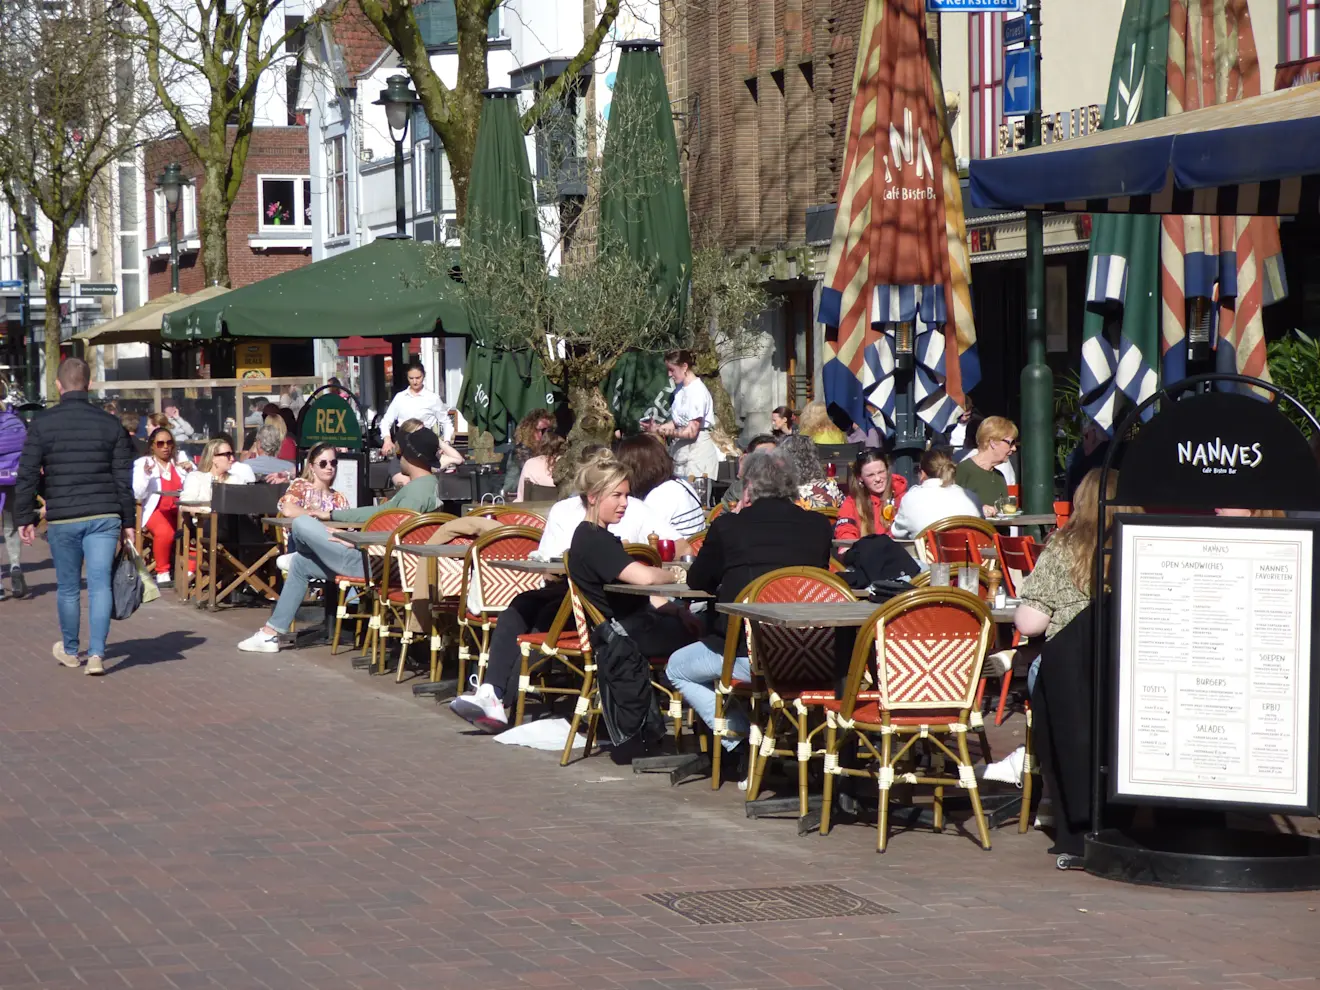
[982,745,1026,786]
[450,679,506,725]
[986,649,1016,677]
[52,641,84,668]
[276,553,294,575]
[238,629,281,653]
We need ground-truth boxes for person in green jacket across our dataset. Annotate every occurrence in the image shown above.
[238,430,443,653]
[953,415,1017,516]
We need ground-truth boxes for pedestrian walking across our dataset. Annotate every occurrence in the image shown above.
[13,358,135,675]
[0,381,28,599]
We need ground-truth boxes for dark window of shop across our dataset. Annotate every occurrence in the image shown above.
[1284,0,1320,60]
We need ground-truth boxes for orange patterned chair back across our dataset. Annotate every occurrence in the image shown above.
[687,530,707,554]
[468,526,546,613]
[871,589,992,714]
[741,567,855,693]
[354,508,422,579]
[381,513,452,599]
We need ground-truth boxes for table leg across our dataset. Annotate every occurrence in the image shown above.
[207,512,219,610]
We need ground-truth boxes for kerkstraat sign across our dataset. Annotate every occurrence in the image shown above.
[1115,391,1320,512]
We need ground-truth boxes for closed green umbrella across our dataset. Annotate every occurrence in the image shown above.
[160,237,467,341]
[603,349,673,435]
[598,39,692,338]
[456,88,551,441]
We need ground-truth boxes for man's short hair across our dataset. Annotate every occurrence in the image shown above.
[744,433,777,453]
[740,448,797,503]
[57,357,90,391]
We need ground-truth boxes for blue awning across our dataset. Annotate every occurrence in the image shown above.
[970,83,1320,216]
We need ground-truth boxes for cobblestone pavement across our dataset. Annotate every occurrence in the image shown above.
[0,549,1315,990]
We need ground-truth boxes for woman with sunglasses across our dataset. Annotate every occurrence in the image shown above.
[277,442,349,520]
[131,427,193,587]
[953,415,1018,517]
[180,436,255,507]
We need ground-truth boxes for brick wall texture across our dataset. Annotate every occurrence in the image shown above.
[667,0,867,254]
[144,127,312,297]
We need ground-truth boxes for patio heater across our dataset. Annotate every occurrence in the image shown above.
[155,163,190,294]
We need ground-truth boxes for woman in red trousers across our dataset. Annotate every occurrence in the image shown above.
[131,428,192,587]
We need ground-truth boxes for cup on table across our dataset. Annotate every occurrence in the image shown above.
[657,539,676,563]
[957,563,979,592]
[929,562,951,587]
[678,554,695,564]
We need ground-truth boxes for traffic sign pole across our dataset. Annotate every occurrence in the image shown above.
[1020,0,1054,518]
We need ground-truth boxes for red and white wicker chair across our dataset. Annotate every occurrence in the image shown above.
[455,526,546,688]
[329,509,420,658]
[373,513,453,681]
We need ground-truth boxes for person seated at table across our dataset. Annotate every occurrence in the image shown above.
[615,434,706,537]
[797,400,847,444]
[162,401,196,442]
[721,434,778,511]
[450,449,685,729]
[844,405,884,449]
[954,415,1017,516]
[180,436,255,508]
[515,433,566,502]
[770,406,795,438]
[888,448,982,540]
[121,412,145,454]
[779,434,843,509]
[132,427,194,587]
[387,419,463,486]
[274,441,351,572]
[834,449,908,541]
[237,429,444,654]
[566,458,698,656]
[667,447,832,771]
[502,408,555,496]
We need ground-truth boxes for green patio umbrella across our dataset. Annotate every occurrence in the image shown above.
[457,88,553,442]
[603,349,673,435]
[160,237,468,341]
[598,39,692,338]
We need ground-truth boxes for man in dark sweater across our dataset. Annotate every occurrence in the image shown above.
[14,358,135,675]
[666,447,833,765]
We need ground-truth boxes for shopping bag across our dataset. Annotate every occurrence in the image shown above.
[132,545,161,606]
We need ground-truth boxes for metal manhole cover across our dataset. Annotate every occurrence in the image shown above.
[645,883,895,925]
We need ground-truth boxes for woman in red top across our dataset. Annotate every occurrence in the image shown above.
[834,450,909,540]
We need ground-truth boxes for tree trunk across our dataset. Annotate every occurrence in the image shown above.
[198,161,231,287]
[691,332,738,443]
[552,382,617,489]
[41,246,67,400]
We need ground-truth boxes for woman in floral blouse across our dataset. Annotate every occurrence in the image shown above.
[779,434,843,509]
[277,442,350,519]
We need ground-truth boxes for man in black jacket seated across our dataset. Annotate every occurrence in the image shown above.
[14,358,135,675]
[666,447,833,765]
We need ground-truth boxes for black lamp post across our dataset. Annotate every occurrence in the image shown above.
[374,75,420,238]
[155,163,189,294]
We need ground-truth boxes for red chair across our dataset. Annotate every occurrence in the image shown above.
[922,516,997,565]
[687,530,707,554]
[820,587,995,852]
[330,509,421,657]
[376,514,453,681]
[466,505,547,529]
[456,526,546,687]
[514,590,584,726]
[1053,500,1072,530]
[994,534,1038,598]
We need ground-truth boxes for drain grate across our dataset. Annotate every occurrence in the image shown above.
[645,882,895,925]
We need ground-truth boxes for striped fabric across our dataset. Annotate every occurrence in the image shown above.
[1006,177,1320,217]
[1159,0,1287,386]
[817,0,978,437]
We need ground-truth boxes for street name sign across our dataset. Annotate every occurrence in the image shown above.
[1003,14,1030,46]
[76,283,118,296]
[925,0,1023,11]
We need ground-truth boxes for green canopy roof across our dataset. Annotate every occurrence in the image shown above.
[160,237,469,342]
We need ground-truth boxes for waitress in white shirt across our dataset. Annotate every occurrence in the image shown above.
[379,362,453,454]
[644,349,719,480]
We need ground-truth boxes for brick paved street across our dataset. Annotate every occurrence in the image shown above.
[0,548,1315,990]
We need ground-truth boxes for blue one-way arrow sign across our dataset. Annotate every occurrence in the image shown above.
[1003,48,1034,117]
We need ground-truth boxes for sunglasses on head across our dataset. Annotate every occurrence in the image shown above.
[315,458,337,468]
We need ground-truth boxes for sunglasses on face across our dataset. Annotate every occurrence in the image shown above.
[154,440,174,448]
[315,458,337,469]
[214,451,234,460]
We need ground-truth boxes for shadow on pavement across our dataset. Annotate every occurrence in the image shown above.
[105,631,207,673]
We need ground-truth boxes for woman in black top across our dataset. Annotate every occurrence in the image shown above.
[567,457,699,658]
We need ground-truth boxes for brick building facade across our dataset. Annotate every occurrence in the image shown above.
[144,127,313,298]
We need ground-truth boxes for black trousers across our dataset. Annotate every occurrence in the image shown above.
[484,583,566,702]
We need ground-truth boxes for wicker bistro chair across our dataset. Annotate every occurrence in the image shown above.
[466,505,548,528]
[736,568,857,816]
[455,526,547,687]
[514,589,584,726]
[686,530,707,554]
[330,509,421,657]
[370,514,454,680]
[819,588,995,852]
[558,544,690,767]
[920,515,998,565]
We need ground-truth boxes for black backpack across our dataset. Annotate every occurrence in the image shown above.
[590,619,666,748]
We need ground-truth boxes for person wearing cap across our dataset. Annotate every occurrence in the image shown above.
[237,430,443,653]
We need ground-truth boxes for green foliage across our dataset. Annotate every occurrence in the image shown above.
[1053,369,1084,472]
[1267,330,1320,436]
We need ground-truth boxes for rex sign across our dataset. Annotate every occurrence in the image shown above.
[299,392,362,449]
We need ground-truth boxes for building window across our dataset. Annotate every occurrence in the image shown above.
[326,136,347,237]
[1285,0,1320,60]
[153,185,197,243]
[968,11,1004,159]
[258,175,312,230]
[414,139,433,214]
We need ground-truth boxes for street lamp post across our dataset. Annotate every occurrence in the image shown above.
[374,75,420,238]
[156,163,189,294]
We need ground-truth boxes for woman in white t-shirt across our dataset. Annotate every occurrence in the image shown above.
[643,349,720,481]
[615,435,707,537]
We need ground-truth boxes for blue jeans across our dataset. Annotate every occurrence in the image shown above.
[667,639,751,752]
[268,516,364,633]
[47,515,121,658]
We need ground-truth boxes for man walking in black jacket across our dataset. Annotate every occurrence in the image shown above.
[14,358,135,675]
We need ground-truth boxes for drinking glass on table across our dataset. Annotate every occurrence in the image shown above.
[657,539,676,563]
[929,562,951,587]
[957,563,979,592]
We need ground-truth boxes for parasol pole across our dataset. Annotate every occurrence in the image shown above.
[1020,0,1054,516]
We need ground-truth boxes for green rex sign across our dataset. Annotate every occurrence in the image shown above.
[299,393,362,449]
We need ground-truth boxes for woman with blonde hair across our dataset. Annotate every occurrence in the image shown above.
[796,400,847,444]
[954,415,1018,514]
[888,447,982,540]
[180,435,255,507]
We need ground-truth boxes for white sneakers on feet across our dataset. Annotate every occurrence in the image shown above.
[450,677,507,726]
[238,629,281,653]
[52,641,84,668]
[982,745,1026,786]
[86,656,105,676]
[276,553,294,575]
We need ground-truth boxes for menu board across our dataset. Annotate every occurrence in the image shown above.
[1114,522,1314,810]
